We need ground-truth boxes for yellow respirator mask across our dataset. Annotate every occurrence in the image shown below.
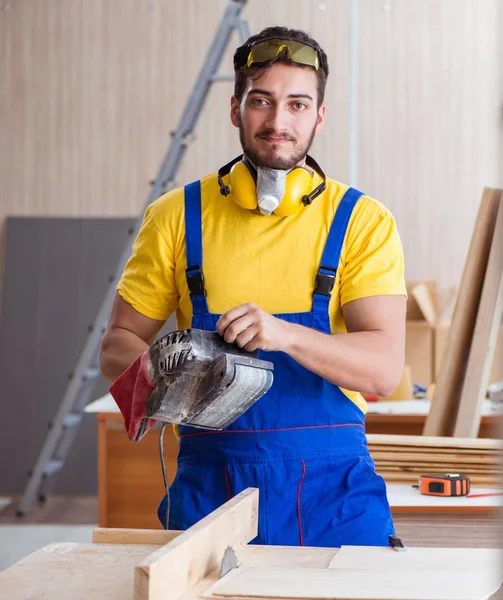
[217,154,327,217]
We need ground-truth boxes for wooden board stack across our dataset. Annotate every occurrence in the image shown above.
[367,434,503,487]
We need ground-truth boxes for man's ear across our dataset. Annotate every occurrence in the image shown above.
[230,96,240,128]
[315,104,326,135]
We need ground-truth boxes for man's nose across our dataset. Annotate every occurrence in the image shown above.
[264,106,290,132]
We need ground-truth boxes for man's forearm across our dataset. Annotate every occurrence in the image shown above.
[283,323,403,396]
[100,327,149,382]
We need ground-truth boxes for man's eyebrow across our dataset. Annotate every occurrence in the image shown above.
[248,89,314,101]
[248,88,273,96]
[288,93,314,101]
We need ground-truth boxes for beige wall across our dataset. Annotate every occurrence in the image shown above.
[0,0,501,290]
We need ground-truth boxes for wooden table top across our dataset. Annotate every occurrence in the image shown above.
[1,541,500,600]
[0,542,337,600]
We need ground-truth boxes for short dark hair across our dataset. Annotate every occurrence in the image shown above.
[233,26,329,108]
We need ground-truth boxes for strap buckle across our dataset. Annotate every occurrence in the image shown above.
[185,265,206,297]
[314,265,337,297]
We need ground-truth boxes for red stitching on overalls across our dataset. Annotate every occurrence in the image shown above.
[224,465,232,500]
[179,423,363,439]
[297,459,306,547]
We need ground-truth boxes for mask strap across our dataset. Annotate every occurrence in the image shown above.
[217,155,244,196]
[301,155,327,206]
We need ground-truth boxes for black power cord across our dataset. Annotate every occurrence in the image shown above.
[159,423,170,529]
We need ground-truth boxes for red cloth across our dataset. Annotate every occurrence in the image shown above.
[109,350,156,442]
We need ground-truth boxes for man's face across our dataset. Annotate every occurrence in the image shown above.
[230,63,326,170]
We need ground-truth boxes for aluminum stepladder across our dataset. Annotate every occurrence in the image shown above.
[17,0,251,517]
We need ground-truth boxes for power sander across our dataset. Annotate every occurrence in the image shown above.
[110,328,274,442]
[146,328,274,429]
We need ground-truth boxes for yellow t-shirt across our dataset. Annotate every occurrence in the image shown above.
[117,171,407,413]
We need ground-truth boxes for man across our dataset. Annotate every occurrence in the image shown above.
[100,26,407,548]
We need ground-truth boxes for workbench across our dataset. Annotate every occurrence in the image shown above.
[89,396,503,530]
[0,489,501,600]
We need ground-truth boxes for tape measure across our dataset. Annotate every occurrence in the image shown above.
[416,473,471,497]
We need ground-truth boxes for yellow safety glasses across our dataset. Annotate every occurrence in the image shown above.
[237,37,323,72]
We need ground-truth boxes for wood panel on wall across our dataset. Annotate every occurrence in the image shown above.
[0,0,501,294]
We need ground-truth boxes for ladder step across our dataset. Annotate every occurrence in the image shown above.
[63,413,82,428]
[83,367,100,381]
[43,459,64,477]
[210,74,233,82]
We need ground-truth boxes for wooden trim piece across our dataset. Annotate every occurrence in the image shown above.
[424,189,501,436]
[93,528,182,545]
[391,505,501,515]
[411,283,437,327]
[366,433,502,449]
[200,564,502,600]
[134,488,259,600]
[97,414,108,528]
[454,194,503,437]
[135,567,150,600]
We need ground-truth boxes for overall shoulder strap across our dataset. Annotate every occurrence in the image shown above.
[184,180,209,316]
[312,187,364,313]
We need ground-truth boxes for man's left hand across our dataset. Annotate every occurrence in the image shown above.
[216,303,292,352]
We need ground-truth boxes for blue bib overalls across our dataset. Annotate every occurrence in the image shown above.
[158,181,395,547]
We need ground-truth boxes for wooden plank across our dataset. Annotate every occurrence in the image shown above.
[97,415,108,527]
[375,463,499,473]
[370,452,496,464]
[371,452,499,462]
[378,456,501,466]
[378,469,500,478]
[93,527,182,545]
[406,281,438,320]
[454,195,503,437]
[374,462,499,473]
[370,449,497,457]
[424,189,502,436]
[202,565,502,600]
[328,546,501,572]
[369,446,499,456]
[134,488,259,600]
[380,470,500,479]
[0,542,157,599]
[367,433,503,449]
[412,283,437,327]
[374,461,501,471]
[369,446,497,454]
[375,465,498,475]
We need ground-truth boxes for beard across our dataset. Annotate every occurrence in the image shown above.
[238,115,317,171]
